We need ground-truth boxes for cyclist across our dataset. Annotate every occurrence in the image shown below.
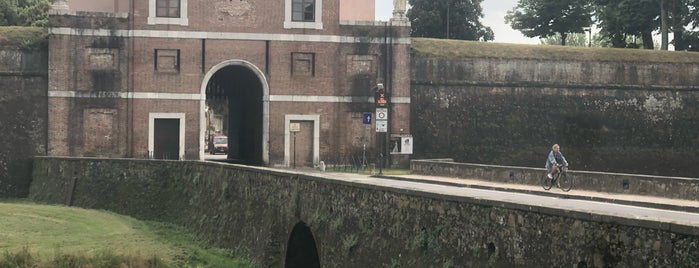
[545,144,569,179]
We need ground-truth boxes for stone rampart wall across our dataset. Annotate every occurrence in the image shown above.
[29,157,699,267]
[0,49,47,197]
[411,56,699,177]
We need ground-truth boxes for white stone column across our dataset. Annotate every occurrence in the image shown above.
[50,0,70,15]
[392,0,407,20]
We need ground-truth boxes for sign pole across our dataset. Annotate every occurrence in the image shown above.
[379,133,384,175]
[290,122,301,169]
[374,83,389,176]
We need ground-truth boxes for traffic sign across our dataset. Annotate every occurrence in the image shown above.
[362,112,372,124]
[375,88,389,107]
[375,108,388,120]
[376,120,387,132]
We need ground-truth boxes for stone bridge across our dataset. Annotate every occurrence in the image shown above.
[29,157,699,267]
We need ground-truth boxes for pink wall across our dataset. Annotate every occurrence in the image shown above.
[340,0,375,21]
[68,0,130,13]
[67,0,375,21]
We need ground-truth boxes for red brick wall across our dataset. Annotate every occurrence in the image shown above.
[48,0,411,165]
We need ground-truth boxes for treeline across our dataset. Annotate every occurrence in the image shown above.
[0,0,51,27]
[505,0,699,50]
[408,0,699,51]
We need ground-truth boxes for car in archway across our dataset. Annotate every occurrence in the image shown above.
[210,135,228,155]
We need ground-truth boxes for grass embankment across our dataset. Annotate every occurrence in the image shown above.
[0,200,256,268]
[411,37,699,63]
[0,26,47,50]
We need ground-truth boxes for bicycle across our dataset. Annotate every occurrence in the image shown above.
[542,164,572,192]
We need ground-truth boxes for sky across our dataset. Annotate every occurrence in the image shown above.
[375,0,539,44]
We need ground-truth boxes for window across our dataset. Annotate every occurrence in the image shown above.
[155,49,180,72]
[292,0,314,22]
[284,0,322,29]
[291,53,315,76]
[156,0,180,18]
[148,0,188,25]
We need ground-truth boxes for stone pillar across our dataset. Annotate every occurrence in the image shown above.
[392,0,407,20]
[50,0,70,14]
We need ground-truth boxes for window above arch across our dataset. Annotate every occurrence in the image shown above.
[284,0,323,29]
[148,0,189,26]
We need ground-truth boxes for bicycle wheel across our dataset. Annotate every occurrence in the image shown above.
[541,174,553,190]
[558,172,573,192]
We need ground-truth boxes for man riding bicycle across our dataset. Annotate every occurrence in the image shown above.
[545,144,569,179]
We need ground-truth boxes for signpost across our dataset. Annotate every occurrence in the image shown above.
[374,84,389,175]
[290,122,300,168]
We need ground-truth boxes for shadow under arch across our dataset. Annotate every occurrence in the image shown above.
[285,221,321,268]
[199,60,269,165]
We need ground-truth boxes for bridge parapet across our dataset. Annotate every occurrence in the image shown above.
[411,159,699,201]
[28,157,699,267]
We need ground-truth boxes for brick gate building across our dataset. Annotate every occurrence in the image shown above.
[47,0,410,167]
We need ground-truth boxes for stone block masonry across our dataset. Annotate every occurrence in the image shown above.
[0,49,48,198]
[29,157,699,267]
[411,45,699,177]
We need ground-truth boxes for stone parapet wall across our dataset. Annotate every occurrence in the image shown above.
[29,157,699,267]
[0,49,47,198]
[411,159,699,201]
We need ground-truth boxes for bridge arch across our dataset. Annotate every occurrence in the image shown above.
[199,60,269,165]
[285,221,320,268]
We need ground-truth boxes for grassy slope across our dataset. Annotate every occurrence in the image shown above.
[0,200,255,267]
[411,37,699,63]
[0,26,47,49]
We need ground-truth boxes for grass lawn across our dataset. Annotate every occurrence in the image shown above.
[412,37,699,63]
[0,199,256,267]
[0,26,47,49]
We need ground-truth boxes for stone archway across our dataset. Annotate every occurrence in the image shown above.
[285,221,321,268]
[199,60,269,165]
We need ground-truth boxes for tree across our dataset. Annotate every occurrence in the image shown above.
[595,0,660,49]
[505,0,593,46]
[19,0,51,27]
[673,0,699,50]
[541,32,593,47]
[407,0,494,41]
[661,0,668,50]
[0,0,50,27]
[0,0,19,26]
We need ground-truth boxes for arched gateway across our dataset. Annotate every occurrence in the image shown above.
[200,60,269,165]
[46,0,412,168]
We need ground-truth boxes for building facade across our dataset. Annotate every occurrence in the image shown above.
[48,0,410,167]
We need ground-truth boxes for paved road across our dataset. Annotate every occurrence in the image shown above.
[282,169,699,232]
[203,154,228,160]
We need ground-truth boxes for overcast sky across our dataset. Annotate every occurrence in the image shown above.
[375,0,538,44]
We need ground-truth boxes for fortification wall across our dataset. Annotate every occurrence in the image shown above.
[0,49,47,197]
[29,157,699,267]
[411,48,699,177]
[411,159,699,201]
